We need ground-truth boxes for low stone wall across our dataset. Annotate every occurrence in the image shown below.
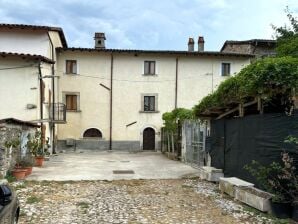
[58,139,142,151]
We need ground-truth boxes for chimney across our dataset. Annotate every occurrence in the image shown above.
[188,37,195,52]
[198,36,205,52]
[94,32,106,49]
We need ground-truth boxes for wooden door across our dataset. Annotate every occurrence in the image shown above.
[143,128,155,150]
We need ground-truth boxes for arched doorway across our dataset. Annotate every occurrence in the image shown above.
[83,128,102,138]
[143,128,155,150]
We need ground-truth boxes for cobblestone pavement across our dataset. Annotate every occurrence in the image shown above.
[13,179,277,224]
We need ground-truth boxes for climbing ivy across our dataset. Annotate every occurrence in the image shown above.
[193,56,298,116]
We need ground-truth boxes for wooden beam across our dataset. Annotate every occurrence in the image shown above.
[216,107,239,120]
[216,100,258,120]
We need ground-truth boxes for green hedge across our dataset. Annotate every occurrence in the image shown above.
[193,56,298,117]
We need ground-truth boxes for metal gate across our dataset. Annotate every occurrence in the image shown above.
[183,120,206,168]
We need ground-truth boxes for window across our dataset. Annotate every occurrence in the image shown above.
[221,63,231,76]
[144,61,156,75]
[144,96,155,111]
[66,60,77,74]
[83,128,102,138]
[66,94,78,111]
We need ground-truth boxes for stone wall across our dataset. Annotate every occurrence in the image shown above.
[222,43,276,57]
[222,43,253,54]
[0,123,22,178]
[0,122,36,178]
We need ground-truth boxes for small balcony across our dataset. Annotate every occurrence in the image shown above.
[49,103,66,123]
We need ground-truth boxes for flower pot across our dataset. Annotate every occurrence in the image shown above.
[270,201,292,219]
[12,169,26,180]
[292,201,298,222]
[35,156,44,167]
[24,167,33,176]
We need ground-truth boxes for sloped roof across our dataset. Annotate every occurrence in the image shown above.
[0,118,40,127]
[0,23,67,48]
[0,52,54,64]
[221,39,276,52]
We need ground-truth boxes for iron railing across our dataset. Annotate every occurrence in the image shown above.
[49,103,66,123]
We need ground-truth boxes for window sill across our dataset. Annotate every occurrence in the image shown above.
[142,74,158,76]
[139,110,160,113]
[66,110,82,113]
[64,73,79,76]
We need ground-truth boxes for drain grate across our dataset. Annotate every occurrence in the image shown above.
[113,170,135,174]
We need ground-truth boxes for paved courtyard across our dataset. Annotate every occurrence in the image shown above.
[27,151,199,181]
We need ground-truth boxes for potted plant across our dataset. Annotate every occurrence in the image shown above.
[18,153,34,176]
[26,131,45,167]
[244,151,297,219]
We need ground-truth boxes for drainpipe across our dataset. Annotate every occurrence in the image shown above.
[38,61,44,144]
[47,32,56,154]
[109,54,114,150]
[175,57,179,108]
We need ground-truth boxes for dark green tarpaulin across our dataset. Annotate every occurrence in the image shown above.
[210,110,298,186]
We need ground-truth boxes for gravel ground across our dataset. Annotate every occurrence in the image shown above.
[12,179,280,224]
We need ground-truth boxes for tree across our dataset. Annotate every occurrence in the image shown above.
[273,7,298,57]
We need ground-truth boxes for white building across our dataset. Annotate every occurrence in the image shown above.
[0,24,67,152]
[0,24,253,152]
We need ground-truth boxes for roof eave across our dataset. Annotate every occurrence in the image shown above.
[57,47,254,58]
[0,52,55,64]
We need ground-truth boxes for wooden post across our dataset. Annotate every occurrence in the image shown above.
[257,96,263,114]
[167,132,170,153]
[171,132,175,154]
[239,103,244,117]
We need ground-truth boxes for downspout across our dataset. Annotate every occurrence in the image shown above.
[109,54,114,150]
[47,32,56,154]
[175,57,178,109]
[38,61,44,144]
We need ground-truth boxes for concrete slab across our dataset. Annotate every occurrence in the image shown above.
[219,177,254,197]
[27,151,199,181]
[220,177,254,187]
[199,166,224,182]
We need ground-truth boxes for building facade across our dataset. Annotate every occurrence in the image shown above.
[0,24,67,153]
[0,24,258,151]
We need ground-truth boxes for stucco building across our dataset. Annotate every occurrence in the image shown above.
[0,24,265,152]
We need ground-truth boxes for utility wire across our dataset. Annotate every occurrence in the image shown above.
[40,66,214,83]
[0,64,36,71]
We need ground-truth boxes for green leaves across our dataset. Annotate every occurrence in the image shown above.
[244,151,298,203]
[162,108,194,131]
[273,7,298,58]
[194,57,298,116]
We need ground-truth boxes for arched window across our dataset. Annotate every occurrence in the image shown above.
[83,128,102,138]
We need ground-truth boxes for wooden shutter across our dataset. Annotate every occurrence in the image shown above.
[48,90,52,105]
[144,61,150,74]
[41,124,46,144]
[66,95,77,110]
[150,61,155,74]
[66,60,77,74]
[41,81,45,102]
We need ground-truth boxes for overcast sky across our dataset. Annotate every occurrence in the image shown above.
[0,0,297,51]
